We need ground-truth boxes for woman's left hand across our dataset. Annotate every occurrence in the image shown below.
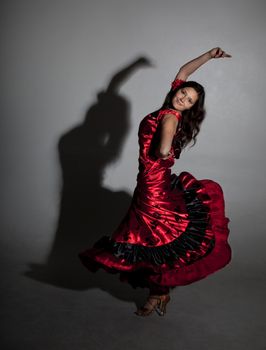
[209,47,232,59]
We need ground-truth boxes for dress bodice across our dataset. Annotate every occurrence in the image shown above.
[137,108,182,174]
[137,78,185,176]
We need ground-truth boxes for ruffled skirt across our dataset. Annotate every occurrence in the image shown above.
[78,171,231,289]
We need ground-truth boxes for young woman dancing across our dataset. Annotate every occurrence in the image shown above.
[79,47,232,317]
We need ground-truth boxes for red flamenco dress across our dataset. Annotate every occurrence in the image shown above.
[78,78,232,293]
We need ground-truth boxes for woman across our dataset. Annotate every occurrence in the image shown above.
[79,47,232,317]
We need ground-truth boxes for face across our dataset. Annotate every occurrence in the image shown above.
[172,87,198,113]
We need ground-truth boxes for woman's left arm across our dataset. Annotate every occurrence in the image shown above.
[175,47,232,81]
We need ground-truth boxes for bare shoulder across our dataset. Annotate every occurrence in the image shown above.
[161,113,179,125]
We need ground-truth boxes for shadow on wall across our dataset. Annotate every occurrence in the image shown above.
[24,57,153,300]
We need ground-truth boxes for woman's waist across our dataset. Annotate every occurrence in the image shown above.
[136,168,171,188]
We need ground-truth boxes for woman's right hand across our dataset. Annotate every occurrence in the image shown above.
[209,47,232,59]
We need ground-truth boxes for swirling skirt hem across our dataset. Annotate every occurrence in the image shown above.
[78,172,231,288]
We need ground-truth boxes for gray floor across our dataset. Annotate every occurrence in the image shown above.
[1,211,266,350]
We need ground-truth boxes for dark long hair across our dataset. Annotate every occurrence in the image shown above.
[162,81,206,152]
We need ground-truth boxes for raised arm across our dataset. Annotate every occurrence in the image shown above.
[155,47,232,160]
[175,47,232,81]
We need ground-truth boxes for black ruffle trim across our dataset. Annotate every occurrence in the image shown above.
[95,174,215,266]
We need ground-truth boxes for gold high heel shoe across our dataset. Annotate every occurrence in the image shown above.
[155,294,170,316]
[134,294,170,317]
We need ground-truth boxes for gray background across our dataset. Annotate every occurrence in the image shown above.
[1,0,266,349]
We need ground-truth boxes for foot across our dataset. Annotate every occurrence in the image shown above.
[134,294,170,317]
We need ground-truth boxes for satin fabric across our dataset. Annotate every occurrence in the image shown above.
[78,78,231,288]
